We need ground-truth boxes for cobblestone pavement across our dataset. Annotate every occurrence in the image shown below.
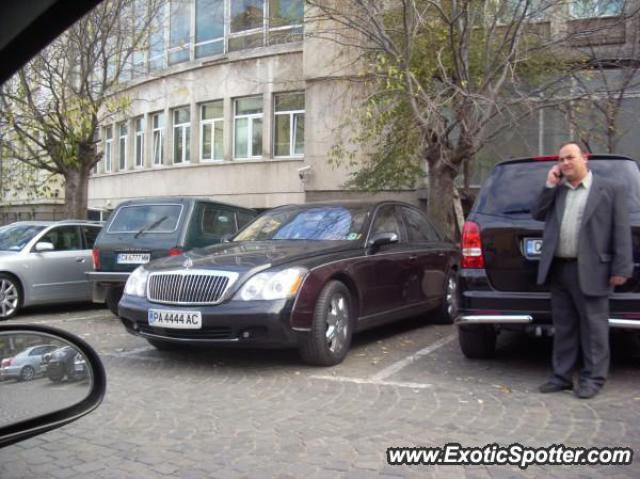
[0,303,638,478]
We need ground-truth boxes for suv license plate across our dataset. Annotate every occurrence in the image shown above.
[117,253,151,264]
[524,238,543,257]
[148,309,202,329]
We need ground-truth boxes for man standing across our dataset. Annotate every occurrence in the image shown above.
[532,142,632,399]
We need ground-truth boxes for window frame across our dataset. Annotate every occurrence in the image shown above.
[200,100,225,161]
[569,0,624,18]
[273,92,304,158]
[152,112,165,167]
[104,126,113,173]
[172,107,191,164]
[134,116,145,168]
[195,0,226,59]
[233,96,263,160]
[118,122,128,171]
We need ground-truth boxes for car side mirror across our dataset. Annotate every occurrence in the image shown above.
[367,232,399,252]
[34,242,55,252]
[220,233,234,243]
[0,324,106,448]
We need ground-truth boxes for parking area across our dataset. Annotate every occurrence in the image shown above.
[1,304,639,478]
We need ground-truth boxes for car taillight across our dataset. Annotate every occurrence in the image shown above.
[461,221,484,269]
[168,248,183,257]
[92,248,100,270]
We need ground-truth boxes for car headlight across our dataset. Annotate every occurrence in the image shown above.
[124,266,150,297]
[234,267,307,301]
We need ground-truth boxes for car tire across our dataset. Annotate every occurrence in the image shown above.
[106,286,123,317]
[458,325,497,359]
[19,365,35,382]
[298,280,354,367]
[0,273,22,320]
[433,269,459,324]
[48,370,65,383]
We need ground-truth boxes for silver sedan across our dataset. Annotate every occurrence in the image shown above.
[0,220,102,319]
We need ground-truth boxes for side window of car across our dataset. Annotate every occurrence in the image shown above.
[237,211,255,229]
[40,226,83,251]
[82,226,101,249]
[202,206,236,237]
[402,207,441,242]
[371,206,403,240]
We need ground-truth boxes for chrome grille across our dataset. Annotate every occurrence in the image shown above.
[147,270,238,305]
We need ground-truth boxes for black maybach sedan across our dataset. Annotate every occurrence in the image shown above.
[118,201,460,366]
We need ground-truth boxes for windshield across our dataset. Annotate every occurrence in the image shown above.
[0,224,46,251]
[234,206,369,241]
[107,204,183,234]
[474,159,640,216]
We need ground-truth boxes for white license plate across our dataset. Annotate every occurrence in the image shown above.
[117,253,151,264]
[148,309,202,329]
[524,238,543,257]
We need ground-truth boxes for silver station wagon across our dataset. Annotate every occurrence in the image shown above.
[0,220,102,320]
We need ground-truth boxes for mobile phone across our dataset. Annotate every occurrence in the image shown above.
[554,168,563,179]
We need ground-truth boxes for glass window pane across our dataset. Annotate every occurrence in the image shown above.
[170,0,191,48]
[228,33,264,51]
[185,127,191,162]
[269,26,303,45]
[136,117,144,131]
[153,131,163,164]
[174,108,190,124]
[174,128,183,163]
[202,123,212,159]
[214,122,224,159]
[274,115,290,156]
[153,112,165,129]
[202,101,224,120]
[149,2,165,71]
[275,93,304,111]
[196,0,225,42]
[252,117,262,156]
[294,113,304,155]
[231,0,264,33]
[236,97,262,115]
[195,41,224,58]
[269,0,303,27]
[235,118,248,158]
[119,123,128,136]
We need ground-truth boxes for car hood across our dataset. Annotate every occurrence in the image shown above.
[144,240,360,273]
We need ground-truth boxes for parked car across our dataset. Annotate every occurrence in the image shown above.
[43,345,88,383]
[117,201,460,366]
[88,197,257,315]
[0,344,58,381]
[456,155,640,358]
[0,220,103,320]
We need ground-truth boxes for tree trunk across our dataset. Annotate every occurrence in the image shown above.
[427,160,457,240]
[63,166,90,219]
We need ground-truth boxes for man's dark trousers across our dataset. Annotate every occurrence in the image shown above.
[549,260,609,388]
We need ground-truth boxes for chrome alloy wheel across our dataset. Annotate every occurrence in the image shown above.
[325,293,349,353]
[0,279,19,319]
[446,275,458,318]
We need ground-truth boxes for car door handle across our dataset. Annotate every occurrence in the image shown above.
[75,258,86,263]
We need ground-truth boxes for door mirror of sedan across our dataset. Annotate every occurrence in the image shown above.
[34,242,55,252]
[367,232,399,253]
[220,233,234,243]
[0,324,106,449]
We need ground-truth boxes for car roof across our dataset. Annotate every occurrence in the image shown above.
[5,220,103,227]
[113,197,255,212]
[268,200,419,211]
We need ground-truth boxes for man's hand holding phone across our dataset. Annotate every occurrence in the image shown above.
[546,164,563,187]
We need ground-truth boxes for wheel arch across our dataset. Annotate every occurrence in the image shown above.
[0,271,26,307]
[327,272,360,320]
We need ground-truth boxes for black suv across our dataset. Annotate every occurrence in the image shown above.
[456,155,640,358]
[88,197,256,314]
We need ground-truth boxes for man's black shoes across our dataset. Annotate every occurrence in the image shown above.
[575,384,601,399]
[539,382,572,393]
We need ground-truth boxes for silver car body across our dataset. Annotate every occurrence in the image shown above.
[0,221,102,309]
[0,344,58,380]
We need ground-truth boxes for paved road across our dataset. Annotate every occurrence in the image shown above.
[0,303,638,478]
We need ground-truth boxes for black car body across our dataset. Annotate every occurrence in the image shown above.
[456,155,640,358]
[118,201,460,366]
[88,197,256,314]
[44,345,87,382]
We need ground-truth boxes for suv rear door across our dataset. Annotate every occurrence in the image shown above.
[470,156,640,293]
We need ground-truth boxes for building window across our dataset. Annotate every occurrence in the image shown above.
[152,112,165,166]
[149,2,166,71]
[195,0,225,58]
[234,96,263,159]
[269,0,304,44]
[201,101,224,161]
[173,107,191,164]
[104,126,113,173]
[169,0,191,65]
[118,123,128,170]
[570,0,623,18]
[274,92,304,157]
[134,116,145,168]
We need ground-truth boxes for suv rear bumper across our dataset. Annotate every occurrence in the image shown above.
[86,272,130,303]
[458,268,640,330]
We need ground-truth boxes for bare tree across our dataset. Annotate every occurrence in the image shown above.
[0,0,162,218]
[308,0,626,236]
